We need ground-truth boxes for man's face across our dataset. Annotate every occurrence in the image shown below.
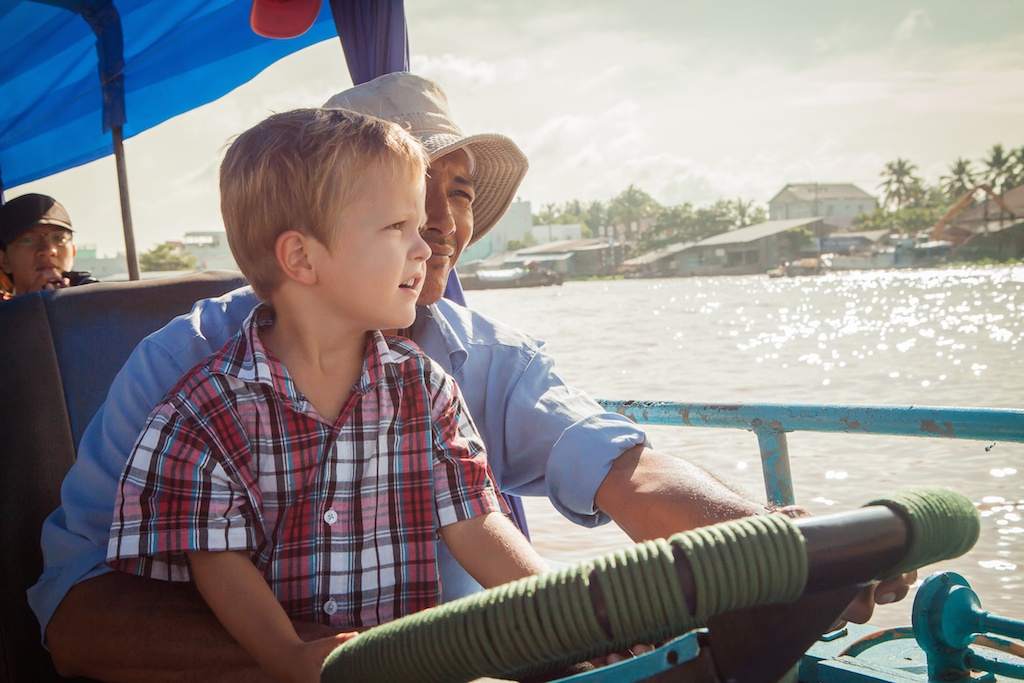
[418,149,474,305]
[0,226,75,293]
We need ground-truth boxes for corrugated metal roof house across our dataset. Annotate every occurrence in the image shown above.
[673,217,826,276]
[620,242,695,277]
[510,238,626,277]
[769,183,877,229]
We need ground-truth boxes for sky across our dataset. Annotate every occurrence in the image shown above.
[11,0,1024,258]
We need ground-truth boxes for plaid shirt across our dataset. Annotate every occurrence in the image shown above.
[107,305,505,629]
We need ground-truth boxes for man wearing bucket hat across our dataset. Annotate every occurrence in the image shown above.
[34,73,913,681]
[0,193,97,298]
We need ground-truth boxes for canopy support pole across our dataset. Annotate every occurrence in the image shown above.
[112,126,139,280]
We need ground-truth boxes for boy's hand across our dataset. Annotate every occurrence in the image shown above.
[303,632,360,682]
[596,643,655,666]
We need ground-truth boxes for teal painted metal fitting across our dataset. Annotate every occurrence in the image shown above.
[913,572,1024,681]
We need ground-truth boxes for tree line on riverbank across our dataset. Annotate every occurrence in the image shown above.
[865,143,1024,234]
[532,142,1023,253]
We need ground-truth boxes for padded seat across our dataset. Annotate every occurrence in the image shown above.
[0,271,247,683]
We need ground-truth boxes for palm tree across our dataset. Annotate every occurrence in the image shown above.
[533,203,559,226]
[878,158,921,211]
[693,200,735,239]
[983,144,1012,193]
[608,184,656,239]
[561,199,583,223]
[939,157,977,202]
[730,198,766,228]
[1004,145,1024,191]
[582,199,608,236]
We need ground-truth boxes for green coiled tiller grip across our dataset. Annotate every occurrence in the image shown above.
[865,487,980,579]
[321,486,979,683]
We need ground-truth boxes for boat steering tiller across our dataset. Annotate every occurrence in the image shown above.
[320,487,980,683]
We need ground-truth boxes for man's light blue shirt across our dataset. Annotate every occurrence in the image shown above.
[29,287,647,638]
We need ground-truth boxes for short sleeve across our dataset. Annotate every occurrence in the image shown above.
[425,365,508,529]
[106,401,256,581]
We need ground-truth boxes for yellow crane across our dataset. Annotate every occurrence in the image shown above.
[931,183,1017,244]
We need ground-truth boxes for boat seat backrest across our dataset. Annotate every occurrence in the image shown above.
[0,271,247,683]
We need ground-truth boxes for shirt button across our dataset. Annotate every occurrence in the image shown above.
[323,508,338,525]
[323,599,338,615]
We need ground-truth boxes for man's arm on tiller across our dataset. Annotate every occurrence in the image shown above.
[594,444,768,538]
[594,444,915,623]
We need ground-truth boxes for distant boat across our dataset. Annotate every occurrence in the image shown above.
[460,266,563,290]
[828,237,954,271]
[767,257,824,277]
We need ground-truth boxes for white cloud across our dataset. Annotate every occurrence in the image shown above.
[15,3,1024,257]
[894,9,933,41]
[411,53,531,87]
[813,21,862,54]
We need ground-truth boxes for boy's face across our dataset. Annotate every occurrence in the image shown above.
[315,164,429,332]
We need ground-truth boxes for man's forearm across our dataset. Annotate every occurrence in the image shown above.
[46,572,337,683]
[594,445,766,541]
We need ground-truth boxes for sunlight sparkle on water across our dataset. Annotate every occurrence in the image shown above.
[466,265,1024,619]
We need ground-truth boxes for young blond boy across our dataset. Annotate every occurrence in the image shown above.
[106,108,548,683]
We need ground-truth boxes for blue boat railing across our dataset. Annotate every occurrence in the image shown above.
[591,401,1024,681]
[597,401,1024,507]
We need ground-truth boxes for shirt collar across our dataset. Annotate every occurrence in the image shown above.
[409,301,468,375]
[213,304,391,408]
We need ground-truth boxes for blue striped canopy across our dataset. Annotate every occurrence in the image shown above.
[0,0,408,193]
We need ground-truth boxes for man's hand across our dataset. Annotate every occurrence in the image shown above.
[27,267,68,292]
[594,447,919,627]
[756,504,918,625]
[839,571,918,625]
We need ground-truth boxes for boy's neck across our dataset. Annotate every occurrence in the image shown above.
[260,296,368,424]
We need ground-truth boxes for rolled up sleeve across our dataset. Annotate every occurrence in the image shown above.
[500,345,648,527]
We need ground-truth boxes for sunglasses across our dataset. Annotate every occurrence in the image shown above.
[8,230,73,250]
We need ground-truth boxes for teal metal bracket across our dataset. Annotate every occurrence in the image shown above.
[751,419,795,506]
[913,572,1024,681]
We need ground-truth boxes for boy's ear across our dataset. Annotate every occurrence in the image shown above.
[275,230,317,285]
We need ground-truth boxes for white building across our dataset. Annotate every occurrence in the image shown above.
[181,231,237,270]
[463,198,535,260]
[463,198,588,263]
[768,183,877,229]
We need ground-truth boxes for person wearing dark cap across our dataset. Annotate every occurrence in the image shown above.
[0,193,97,298]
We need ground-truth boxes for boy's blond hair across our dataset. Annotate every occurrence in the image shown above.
[220,108,429,300]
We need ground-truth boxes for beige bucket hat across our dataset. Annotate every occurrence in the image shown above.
[324,73,528,245]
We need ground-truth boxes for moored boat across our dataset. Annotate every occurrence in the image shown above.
[460,265,564,290]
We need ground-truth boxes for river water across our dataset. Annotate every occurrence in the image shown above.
[465,264,1024,628]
